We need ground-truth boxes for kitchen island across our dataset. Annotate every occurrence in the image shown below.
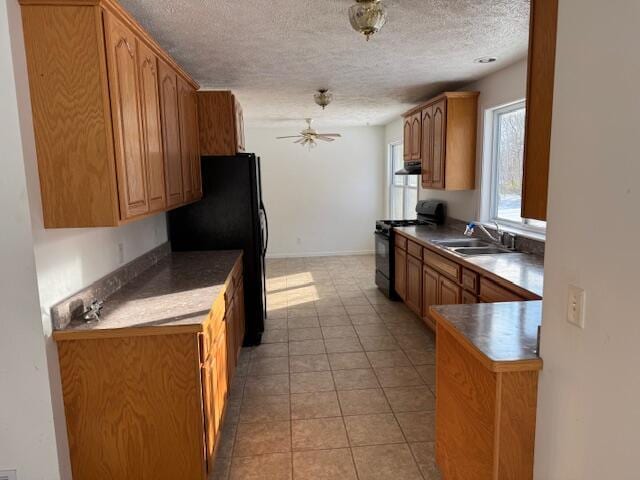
[430,301,542,480]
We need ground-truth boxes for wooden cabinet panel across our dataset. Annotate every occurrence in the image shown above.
[236,280,246,350]
[439,275,462,305]
[395,247,407,300]
[197,91,244,156]
[462,290,479,304]
[424,249,461,283]
[396,234,408,251]
[479,278,526,303]
[422,265,439,330]
[407,240,422,259]
[201,353,217,472]
[214,329,228,433]
[158,60,184,207]
[177,77,195,202]
[403,118,412,161]
[137,41,166,212]
[188,89,202,199]
[431,98,447,189]
[234,97,245,153]
[57,334,206,480]
[421,105,434,186]
[410,112,422,160]
[462,268,479,294]
[104,11,149,219]
[521,0,559,221]
[406,254,423,315]
[226,296,237,383]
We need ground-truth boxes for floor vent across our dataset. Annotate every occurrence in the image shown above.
[0,470,17,480]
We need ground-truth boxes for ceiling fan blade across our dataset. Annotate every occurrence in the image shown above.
[316,136,336,142]
[276,135,303,139]
[294,138,305,144]
[319,133,342,137]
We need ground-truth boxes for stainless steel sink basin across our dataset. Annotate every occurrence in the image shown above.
[433,239,492,248]
[452,246,515,256]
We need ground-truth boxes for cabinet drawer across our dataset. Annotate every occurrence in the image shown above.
[479,278,526,303]
[424,249,461,283]
[462,268,479,293]
[407,240,422,259]
[396,235,408,251]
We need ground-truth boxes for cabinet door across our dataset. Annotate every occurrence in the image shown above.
[158,60,184,207]
[201,354,217,471]
[422,265,439,319]
[431,99,447,189]
[439,275,462,305]
[421,105,434,187]
[214,330,228,433]
[234,97,245,153]
[406,254,423,315]
[104,12,149,219]
[137,41,166,212]
[177,77,194,202]
[188,90,202,199]
[226,297,237,383]
[410,113,422,161]
[462,290,478,304]
[394,247,407,300]
[236,280,245,352]
[403,118,412,161]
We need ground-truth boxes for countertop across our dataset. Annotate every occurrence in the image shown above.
[394,225,544,298]
[431,301,543,372]
[53,250,242,340]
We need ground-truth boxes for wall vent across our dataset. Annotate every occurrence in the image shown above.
[0,470,17,480]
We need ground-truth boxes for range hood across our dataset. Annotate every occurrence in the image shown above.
[395,160,422,175]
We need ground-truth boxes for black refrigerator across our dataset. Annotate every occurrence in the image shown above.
[168,153,267,346]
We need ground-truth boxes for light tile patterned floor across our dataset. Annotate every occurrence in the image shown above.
[209,255,442,480]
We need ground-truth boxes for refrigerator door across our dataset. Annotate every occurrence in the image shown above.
[168,153,265,345]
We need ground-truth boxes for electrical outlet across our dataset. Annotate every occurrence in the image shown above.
[567,285,586,328]
[117,242,125,265]
[0,469,18,480]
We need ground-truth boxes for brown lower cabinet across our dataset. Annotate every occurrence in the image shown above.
[54,259,245,480]
[394,232,540,331]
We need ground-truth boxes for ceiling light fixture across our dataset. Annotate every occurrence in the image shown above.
[314,89,333,110]
[474,56,497,64]
[276,118,342,150]
[349,0,388,41]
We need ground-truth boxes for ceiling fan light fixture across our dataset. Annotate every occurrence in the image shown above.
[314,89,333,110]
[349,0,388,41]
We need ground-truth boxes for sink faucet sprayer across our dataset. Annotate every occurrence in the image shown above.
[464,221,501,243]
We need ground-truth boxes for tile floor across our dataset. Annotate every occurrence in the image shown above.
[209,255,441,480]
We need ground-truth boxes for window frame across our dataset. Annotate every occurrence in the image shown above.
[388,142,418,220]
[486,100,546,236]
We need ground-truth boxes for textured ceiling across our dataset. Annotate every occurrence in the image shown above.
[120,0,530,127]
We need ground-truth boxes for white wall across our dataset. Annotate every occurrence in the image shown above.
[0,1,62,478]
[534,2,640,479]
[246,126,385,257]
[384,59,528,221]
[2,1,170,476]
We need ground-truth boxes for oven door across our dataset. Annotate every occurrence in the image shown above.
[374,231,390,280]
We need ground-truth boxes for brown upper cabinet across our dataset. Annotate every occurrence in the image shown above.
[521,0,559,221]
[403,92,478,191]
[19,0,201,228]
[197,91,246,156]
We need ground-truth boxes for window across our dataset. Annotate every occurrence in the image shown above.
[388,143,418,219]
[487,101,546,233]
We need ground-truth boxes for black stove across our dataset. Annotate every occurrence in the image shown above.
[374,200,446,299]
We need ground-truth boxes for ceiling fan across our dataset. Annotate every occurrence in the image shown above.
[276,118,341,149]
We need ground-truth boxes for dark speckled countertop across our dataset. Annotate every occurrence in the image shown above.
[431,301,543,371]
[54,250,242,337]
[394,225,544,298]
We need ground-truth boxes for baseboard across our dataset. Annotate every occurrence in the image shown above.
[266,250,374,259]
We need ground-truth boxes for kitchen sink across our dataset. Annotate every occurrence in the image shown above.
[452,246,515,256]
[433,239,492,248]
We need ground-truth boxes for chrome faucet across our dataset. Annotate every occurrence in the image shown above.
[464,221,501,243]
[82,300,104,323]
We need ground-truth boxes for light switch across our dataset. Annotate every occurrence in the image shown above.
[567,285,586,328]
